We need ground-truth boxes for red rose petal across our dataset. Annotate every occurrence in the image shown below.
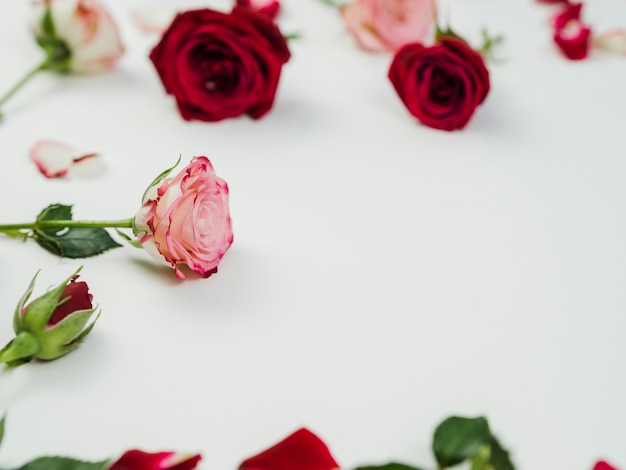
[108,449,202,470]
[593,461,619,470]
[239,428,340,470]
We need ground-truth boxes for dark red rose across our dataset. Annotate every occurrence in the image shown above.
[552,2,591,60]
[48,277,93,326]
[149,7,290,122]
[238,428,340,470]
[388,37,490,131]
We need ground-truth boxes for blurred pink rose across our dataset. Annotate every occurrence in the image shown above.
[236,0,281,20]
[32,0,124,72]
[341,0,436,52]
[134,157,234,280]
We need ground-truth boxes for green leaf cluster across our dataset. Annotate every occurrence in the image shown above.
[34,204,121,258]
[353,416,514,470]
[434,417,514,470]
[1,456,108,470]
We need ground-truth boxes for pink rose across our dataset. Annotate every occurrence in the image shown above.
[32,0,124,72]
[236,0,281,20]
[340,0,436,52]
[134,157,233,280]
[108,449,201,470]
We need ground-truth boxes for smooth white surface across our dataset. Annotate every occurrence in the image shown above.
[1,0,626,469]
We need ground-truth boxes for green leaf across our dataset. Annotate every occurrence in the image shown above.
[33,204,121,258]
[8,456,108,470]
[355,464,424,470]
[488,435,515,470]
[434,22,466,44]
[432,416,492,467]
[114,229,143,248]
[141,155,181,202]
[41,5,56,38]
[35,227,121,258]
[36,204,72,225]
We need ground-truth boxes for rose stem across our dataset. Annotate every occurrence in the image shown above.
[0,60,49,114]
[0,218,134,233]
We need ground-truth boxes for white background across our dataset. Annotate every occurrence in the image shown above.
[1,0,625,469]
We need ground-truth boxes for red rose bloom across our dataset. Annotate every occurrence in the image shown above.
[149,7,290,122]
[388,37,490,131]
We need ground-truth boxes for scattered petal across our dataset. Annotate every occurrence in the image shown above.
[131,6,177,34]
[108,449,202,470]
[594,29,626,55]
[30,139,101,179]
[552,2,591,60]
[239,428,340,470]
[593,461,619,470]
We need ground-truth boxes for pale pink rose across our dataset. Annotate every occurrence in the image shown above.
[341,0,436,52]
[33,0,124,73]
[134,157,233,280]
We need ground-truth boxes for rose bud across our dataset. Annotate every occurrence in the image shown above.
[236,0,281,20]
[0,267,100,368]
[149,7,291,122]
[133,157,234,280]
[388,37,490,131]
[341,0,436,52]
[108,449,202,470]
[32,0,125,73]
[239,428,340,470]
[552,2,592,60]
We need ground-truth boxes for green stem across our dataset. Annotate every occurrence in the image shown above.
[0,218,134,233]
[0,60,49,112]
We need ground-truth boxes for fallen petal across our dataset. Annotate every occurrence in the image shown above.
[30,139,100,178]
[239,428,340,470]
[108,449,202,470]
[593,461,619,470]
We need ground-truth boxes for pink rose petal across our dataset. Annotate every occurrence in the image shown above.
[131,6,177,34]
[30,139,100,179]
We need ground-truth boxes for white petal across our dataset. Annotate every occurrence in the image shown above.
[30,139,101,178]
